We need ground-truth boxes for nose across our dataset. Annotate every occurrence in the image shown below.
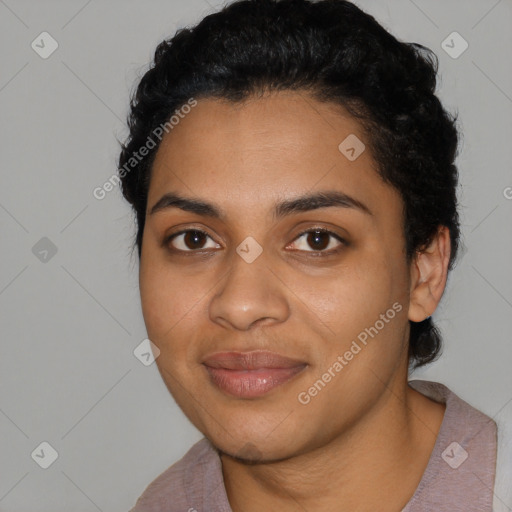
[208,249,290,331]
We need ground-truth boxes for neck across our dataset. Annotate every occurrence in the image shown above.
[221,377,445,512]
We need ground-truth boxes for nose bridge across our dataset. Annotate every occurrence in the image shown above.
[209,243,289,330]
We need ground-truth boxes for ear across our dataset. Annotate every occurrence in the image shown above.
[408,226,451,322]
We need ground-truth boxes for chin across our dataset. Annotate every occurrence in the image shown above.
[200,406,309,457]
[211,432,301,463]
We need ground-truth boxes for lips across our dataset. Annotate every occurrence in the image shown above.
[202,350,307,398]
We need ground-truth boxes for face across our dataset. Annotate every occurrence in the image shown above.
[139,91,413,461]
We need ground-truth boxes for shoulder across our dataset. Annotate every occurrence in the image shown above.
[404,380,498,511]
[409,379,497,464]
[492,399,512,511]
[129,438,224,512]
[409,379,497,439]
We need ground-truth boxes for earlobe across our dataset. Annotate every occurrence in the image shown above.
[408,226,451,323]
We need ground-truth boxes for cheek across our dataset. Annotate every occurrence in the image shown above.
[310,250,409,364]
[139,259,208,411]
[139,255,201,344]
[315,257,399,326]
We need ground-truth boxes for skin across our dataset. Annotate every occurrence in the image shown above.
[139,90,450,511]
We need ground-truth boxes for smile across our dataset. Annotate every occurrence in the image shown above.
[202,350,307,398]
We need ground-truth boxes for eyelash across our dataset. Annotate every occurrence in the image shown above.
[164,227,347,257]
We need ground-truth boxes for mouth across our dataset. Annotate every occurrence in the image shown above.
[202,350,307,399]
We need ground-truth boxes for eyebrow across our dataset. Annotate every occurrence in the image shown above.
[149,190,373,219]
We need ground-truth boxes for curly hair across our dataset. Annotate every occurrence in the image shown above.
[118,0,460,370]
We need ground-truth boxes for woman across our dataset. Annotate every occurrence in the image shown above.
[119,1,500,510]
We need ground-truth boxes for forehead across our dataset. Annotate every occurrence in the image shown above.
[148,91,400,221]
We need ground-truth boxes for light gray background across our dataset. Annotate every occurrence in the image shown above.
[0,0,511,510]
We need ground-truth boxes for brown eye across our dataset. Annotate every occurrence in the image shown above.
[290,229,345,253]
[167,230,220,252]
[306,231,330,250]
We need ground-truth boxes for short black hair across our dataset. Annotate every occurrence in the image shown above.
[118,0,461,370]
